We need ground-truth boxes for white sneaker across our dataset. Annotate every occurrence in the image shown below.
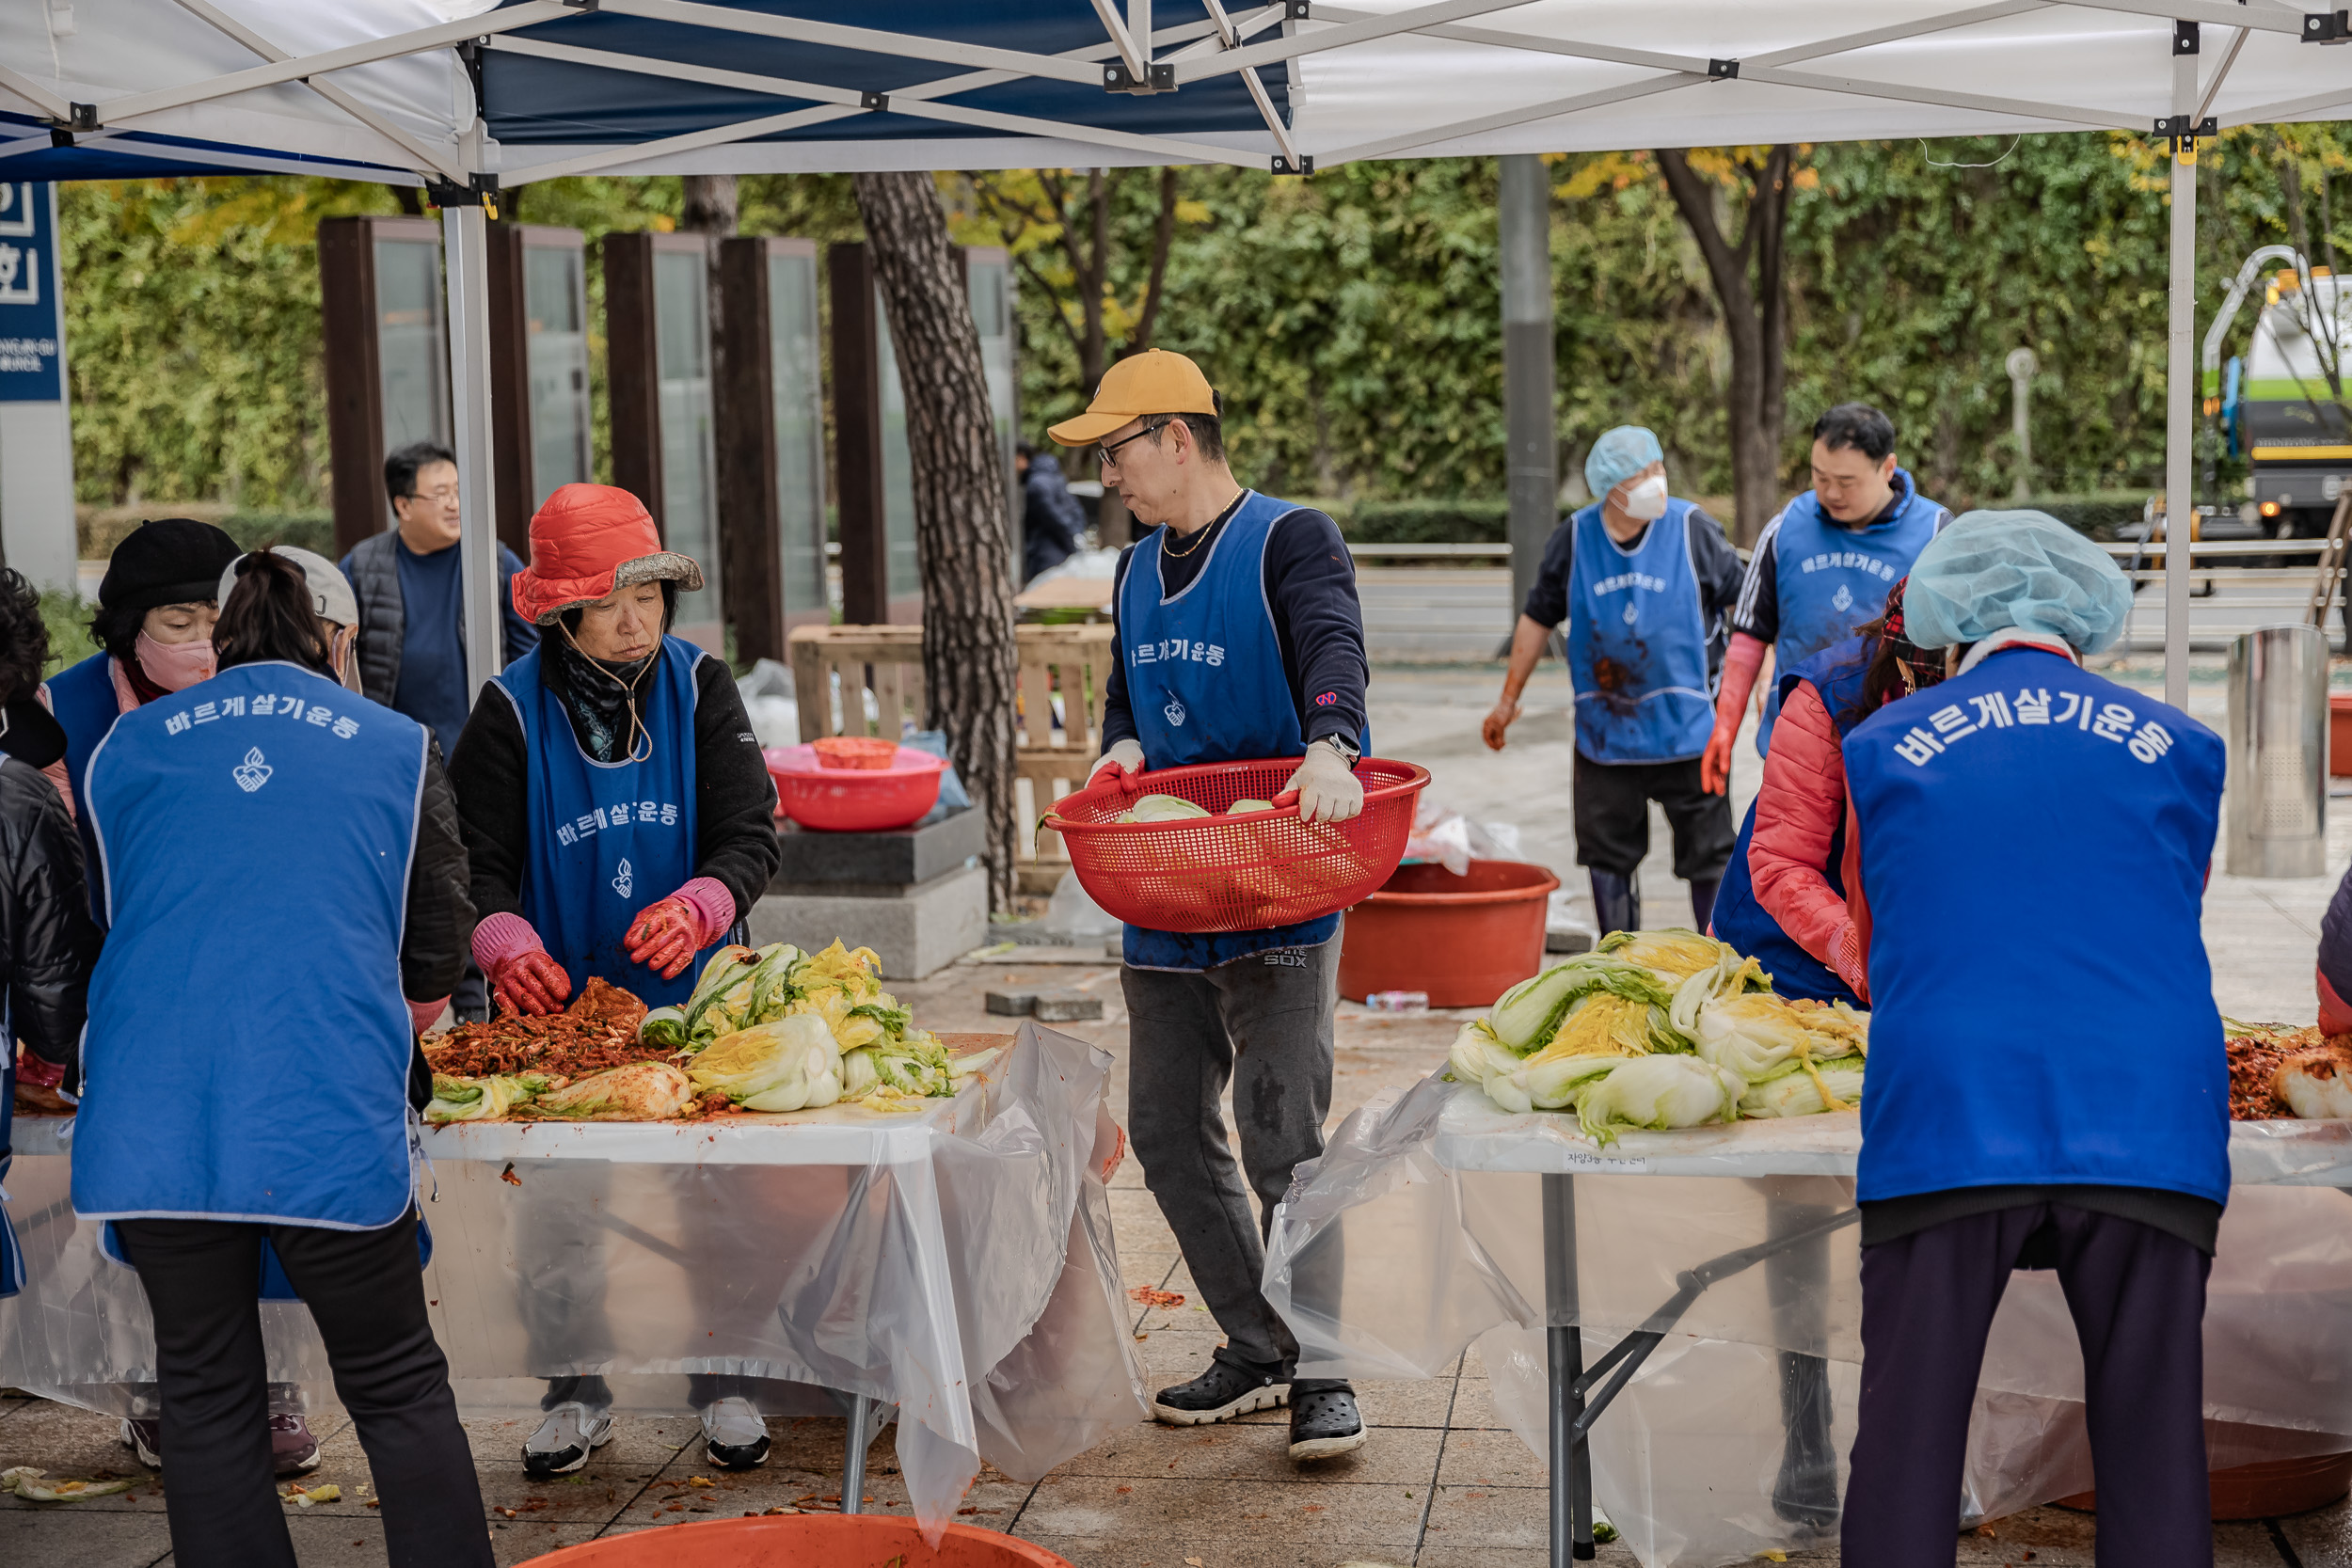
[522,1402,613,1477]
[700,1395,770,1469]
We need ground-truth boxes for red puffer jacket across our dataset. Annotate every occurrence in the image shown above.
[1748,681,1867,996]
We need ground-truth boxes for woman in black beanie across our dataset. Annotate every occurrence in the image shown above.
[40,517,242,835]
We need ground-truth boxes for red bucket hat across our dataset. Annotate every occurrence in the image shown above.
[511,483,705,626]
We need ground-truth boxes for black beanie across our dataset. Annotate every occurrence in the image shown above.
[99,518,244,616]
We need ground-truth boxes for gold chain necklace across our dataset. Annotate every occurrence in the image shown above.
[1160,522,1214,559]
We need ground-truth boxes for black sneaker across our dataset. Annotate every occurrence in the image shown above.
[1151,1359,1288,1426]
[1288,1380,1367,1463]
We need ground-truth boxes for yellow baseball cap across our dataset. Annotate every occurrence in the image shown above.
[1046,349,1218,447]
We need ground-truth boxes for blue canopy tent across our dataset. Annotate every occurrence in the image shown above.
[6,0,2352,699]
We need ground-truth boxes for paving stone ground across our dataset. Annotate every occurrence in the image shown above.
[6,657,2347,1566]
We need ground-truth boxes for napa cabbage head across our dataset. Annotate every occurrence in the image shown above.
[1570,1055,1743,1146]
[1486,957,1675,1053]
[1597,928,1743,984]
[1448,1020,1523,1089]
[1739,1054,1867,1117]
[687,1013,842,1102]
[426,1073,531,1123]
[1692,992,1869,1083]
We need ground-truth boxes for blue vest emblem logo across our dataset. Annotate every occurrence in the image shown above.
[1621,600,1639,625]
[232,748,273,794]
[1832,583,1853,613]
[1164,696,1186,728]
[612,858,634,899]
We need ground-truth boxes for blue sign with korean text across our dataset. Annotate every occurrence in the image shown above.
[0,183,62,404]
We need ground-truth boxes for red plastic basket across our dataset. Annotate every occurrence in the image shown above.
[1043,756,1429,933]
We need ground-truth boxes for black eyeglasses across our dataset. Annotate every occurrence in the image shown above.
[1096,418,1171,470]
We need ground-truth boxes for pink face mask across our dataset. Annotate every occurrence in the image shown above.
[135,631,216,693]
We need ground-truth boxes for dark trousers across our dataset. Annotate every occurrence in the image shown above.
[1570,751,1736,880]
[1843,1203,2213,1568]
[117,1212,491,1568]
[1121,938,1340,1378]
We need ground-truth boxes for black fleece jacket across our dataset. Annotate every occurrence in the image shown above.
[447,654,782,927]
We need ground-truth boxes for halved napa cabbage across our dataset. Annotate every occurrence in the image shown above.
[533,1061,696,1120]
[1571,1055,1744,1145]
[687,1014,841,1103]
[1740,1055,1867,1117]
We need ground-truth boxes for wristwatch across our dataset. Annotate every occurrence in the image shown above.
[1314,734,1361,767]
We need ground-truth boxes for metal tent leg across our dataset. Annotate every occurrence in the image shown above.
[1543,1172,1595,1564]
[842,1393,872,1514]
[2162,31,2198,706]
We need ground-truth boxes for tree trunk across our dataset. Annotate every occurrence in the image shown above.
[1657,147,1795,546]
[852,171,1020,911]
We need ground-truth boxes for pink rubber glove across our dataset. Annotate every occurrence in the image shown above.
[1702,633,1769,794]
[407,996,451,1037]
[1829,920,1869,1006]
[16,1042,63,1089]
[473,911,573,1016]
[625,878,736,980]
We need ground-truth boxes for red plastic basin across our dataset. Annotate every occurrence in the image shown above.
[2331,692,2352,777]
[1337,858,1561,1008]
[517,1514,1073,1566]
[767,743,946,832]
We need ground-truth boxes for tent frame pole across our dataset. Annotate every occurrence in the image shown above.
[2165,32,2198,709]
[444,197,506,699]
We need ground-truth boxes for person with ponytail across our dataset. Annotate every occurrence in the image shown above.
[71,548,486,1568]
[39,517,243,915]
[1707,578,1948,1006]
[446,483,780,1474]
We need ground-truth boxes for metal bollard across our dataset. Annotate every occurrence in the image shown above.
[2227,625,2328,878]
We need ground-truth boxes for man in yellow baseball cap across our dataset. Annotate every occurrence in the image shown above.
[1054,349,1372,1466]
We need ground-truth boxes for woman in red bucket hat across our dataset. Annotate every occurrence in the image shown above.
[444,484,783,1472]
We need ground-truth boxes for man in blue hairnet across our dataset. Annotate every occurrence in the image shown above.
[1836,511,2224,1565]
[1703,404,1950,790]
[1484,426,1743,935]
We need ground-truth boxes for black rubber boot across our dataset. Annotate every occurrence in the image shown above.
[1688,877,1721,933]
[1590,870,1640,937]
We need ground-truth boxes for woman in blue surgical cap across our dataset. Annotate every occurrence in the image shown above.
[1483,425,1746,935]
[1836,511,2227,1566]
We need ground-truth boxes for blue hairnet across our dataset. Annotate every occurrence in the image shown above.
[1583,426,1663,499]
[1901,510,2133,654]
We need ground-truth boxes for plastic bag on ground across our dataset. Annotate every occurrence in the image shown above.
[1403,797,1524,876]
[1043,868,1120,943]
[737,658,801,749]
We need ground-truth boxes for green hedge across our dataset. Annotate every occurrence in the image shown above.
[2017,492,2148,542]
[1333,497,1510,545]
[220,511,337,558]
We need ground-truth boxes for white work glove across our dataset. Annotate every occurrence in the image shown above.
[1089,738,1145,786]
[1285,739,1364,824]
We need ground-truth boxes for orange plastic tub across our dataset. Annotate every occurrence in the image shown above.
[517,1514,1075,1567]
[1337,859,1561,1008]
[2331,693,2352,777]
[2057,1449,2352,1521]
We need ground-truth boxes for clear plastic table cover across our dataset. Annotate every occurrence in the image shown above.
[0,1022,1148,1542]
[1265,1076,2352,1568]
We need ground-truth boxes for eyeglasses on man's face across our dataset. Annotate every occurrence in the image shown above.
[1096,420,1170,472]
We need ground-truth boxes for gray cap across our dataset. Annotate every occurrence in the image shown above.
[217,546,358,630]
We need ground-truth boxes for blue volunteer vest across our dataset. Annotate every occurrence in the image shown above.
[1708,637,1874,1005]
[72,662,427,1230]
[493,637,708,1007]
[1844,648,2228,1206]
[1757,471,1945,754]
[42,652,124,923]
[1565,499,1716,764]
[1117,493,1358,970]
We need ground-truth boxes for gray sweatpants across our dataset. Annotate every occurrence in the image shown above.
[1121,937,1338,1377]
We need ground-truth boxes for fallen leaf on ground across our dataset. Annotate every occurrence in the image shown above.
[1128,1287,1185,1308]
[285,1484,342,1508]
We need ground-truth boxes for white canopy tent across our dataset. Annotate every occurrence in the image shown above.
[7,0,2352,698]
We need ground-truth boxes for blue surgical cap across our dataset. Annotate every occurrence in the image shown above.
[1583,426,1663,500]
[1901,510,2134,655]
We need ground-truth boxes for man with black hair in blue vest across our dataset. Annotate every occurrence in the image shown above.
[1703,403,1950,789]
[1055,350,1373,1466]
